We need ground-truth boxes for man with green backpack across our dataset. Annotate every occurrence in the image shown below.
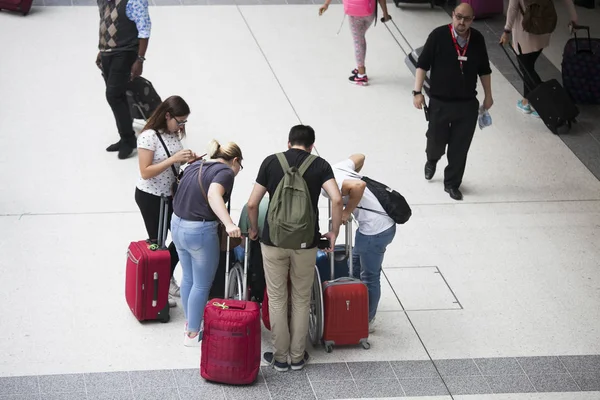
[246,125,342,372]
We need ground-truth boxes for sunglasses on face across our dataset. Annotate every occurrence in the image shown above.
[454,13,474,22]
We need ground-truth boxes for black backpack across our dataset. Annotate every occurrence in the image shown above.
[125,76,162,120]
[337,168,412,224]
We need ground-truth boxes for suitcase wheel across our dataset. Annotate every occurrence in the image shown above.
[362,341,371,350]
[160,314,170,323]
[325,344,333,353]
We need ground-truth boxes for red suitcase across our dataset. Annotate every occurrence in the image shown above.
[125,196,171,323]
[460,0,503,18]
[0,0,33,15]
[201,237,261,385]
[321,217,370,352]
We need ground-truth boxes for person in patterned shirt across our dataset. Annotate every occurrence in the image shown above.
[96,0,151,160]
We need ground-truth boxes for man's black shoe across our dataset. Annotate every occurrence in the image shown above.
[424,161,436,180]
[445,187,463,201]
[118,141,136,159]
[106,140,122,152]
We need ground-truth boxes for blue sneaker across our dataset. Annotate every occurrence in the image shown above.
[517,100,532,114]
[531,110,540,118]
[291,352,310,371]
[264,352,289,372]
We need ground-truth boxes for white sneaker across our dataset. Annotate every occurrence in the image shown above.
[369,318,376,334]
[183,331,202,347]
[168,295,177,308]
[169,277,181,297]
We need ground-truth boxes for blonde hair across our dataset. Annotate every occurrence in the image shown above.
[207,139,243,162]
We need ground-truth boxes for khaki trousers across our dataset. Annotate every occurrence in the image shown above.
[261,244,317,364]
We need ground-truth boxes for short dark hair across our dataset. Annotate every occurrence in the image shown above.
[288,125,315,148]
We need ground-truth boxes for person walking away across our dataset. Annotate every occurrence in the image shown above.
[136,95,196,308]
[319,0,391,86]
[96,0,151,159]
[500,0,578,117]
[413,3,494,201]
[326,153,395,333]
[171,140,244,347]
[246,125,343,371]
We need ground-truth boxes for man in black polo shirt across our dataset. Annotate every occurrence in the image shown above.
[413,3,494,201]
[246,125,342,372]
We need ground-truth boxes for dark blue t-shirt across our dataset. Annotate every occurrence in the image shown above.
[173,160,235,221]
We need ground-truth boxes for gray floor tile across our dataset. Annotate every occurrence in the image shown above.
[132,388,179,400]
[259,0,287,4]
[560,355,600,375]
[222,384,269,400]
[261,366,307,384]
[0,377,39,396]
[71,0,95,5]
[399,377,449,397]
[434,359,481,377]
[208,0,237,4]
[234,0,260,4]
[485,375,535,394]
[390,360,438,378]
[172,369,206,388]
[267,379,316,399]
[310,380,357,399]
[43,0,71,5]
[178,386,225,400]
[40,393,86,400]
[153,0,181,5]
[128,370,176,391]
[444,375,491,395]
[39,375,84,394]
[84,372,131,393]
[517,356,568,375]
[305,363,351,382]
[86,391,134,400]
[181,0,209,4]
[286,0,313,3]
[354,379,404,398]
[0,395,41,400]
[347,361,396,380]
[571,373,600,391]
[528,373,580,392]
[474,358,524,376]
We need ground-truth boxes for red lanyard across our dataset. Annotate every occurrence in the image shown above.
[449,24,470,74]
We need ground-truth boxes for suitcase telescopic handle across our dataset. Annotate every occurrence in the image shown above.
[499,43,533,86]
[571,24,593,54]
[328,199,354,280]
[157,195,169,249]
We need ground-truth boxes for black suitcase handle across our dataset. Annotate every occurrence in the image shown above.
[499,42,535,85]
[570,24,593,54]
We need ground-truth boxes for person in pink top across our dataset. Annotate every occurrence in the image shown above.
[319,0,391,86]
[500,0,578,117]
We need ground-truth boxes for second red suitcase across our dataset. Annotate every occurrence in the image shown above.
[201,237,261,385]
[0,0,33,15]
[321,218,370,352]
[125,196,171,323]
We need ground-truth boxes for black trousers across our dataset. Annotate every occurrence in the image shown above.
[134,188,179,276]
[426,98,479,189]
[101,51,137,144]
[516,44,543,98]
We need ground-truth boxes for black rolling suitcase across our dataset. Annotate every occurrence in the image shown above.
[500,43,579,135]
[393,0,437,8]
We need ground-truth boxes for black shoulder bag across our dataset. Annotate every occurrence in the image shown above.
[154,131,182,197]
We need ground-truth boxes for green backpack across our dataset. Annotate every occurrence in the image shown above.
[267,153,317,249]
[521,0,557,35]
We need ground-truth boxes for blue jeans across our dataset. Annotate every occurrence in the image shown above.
[352,224,396,321]
[171,214,220,333]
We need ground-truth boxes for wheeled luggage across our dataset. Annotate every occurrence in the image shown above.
[201,237,261,385]
[460,0,503,18]
[321,214,370,353]
[125,196,171,323]
[501,43,579,135]
[0,0,33,15]
[316,245,353,284]
[125,76,162,120]
[394,0,436,9]
[562,25,600,104]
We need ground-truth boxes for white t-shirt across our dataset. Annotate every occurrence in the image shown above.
[331,159,395,236]
[136,129,183,197]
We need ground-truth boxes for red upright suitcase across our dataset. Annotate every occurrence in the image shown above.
[321,217,370,353]
[0,0,33,15]
[460,0,503,18]
[125,196,171,323]
[201,237,261,385]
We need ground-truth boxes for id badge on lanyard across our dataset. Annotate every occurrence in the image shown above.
[449,24,469,74]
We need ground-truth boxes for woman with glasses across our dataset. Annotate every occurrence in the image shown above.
[171,139,244,346]
[136,95,197,308]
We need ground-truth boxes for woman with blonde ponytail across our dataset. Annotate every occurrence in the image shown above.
[171,139,244,347]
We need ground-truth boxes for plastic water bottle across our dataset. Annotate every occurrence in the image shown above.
[478,106,492,130]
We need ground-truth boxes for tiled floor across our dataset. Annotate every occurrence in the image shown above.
[1,2,600,400]
[1,355,599,399]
